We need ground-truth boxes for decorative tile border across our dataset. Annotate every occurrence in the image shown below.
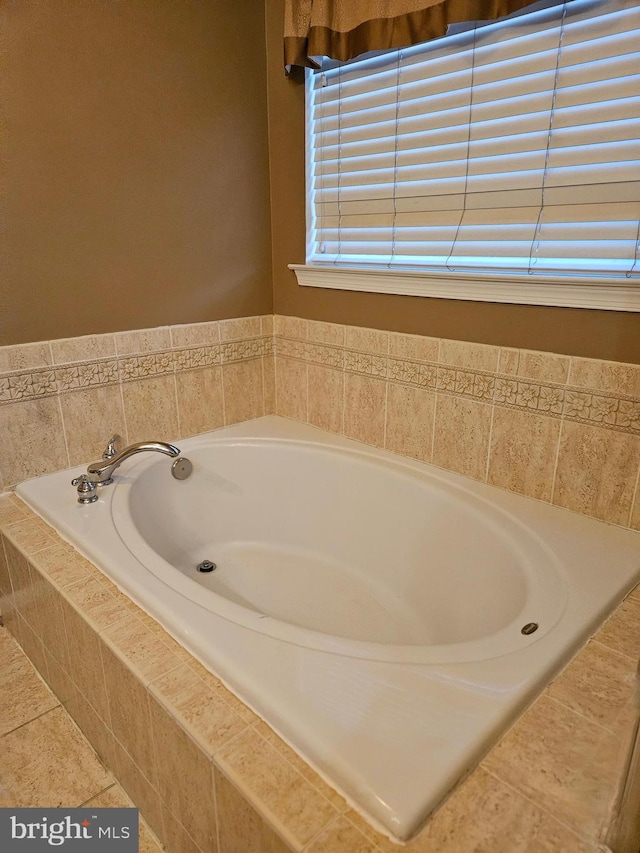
[275,335,640,437]
[0,337,272,404]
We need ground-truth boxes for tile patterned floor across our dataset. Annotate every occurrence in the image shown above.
[0,624,162,852]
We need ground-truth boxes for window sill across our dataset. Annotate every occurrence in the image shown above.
[290,265,640,312]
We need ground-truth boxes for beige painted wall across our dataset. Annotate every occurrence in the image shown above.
[265,0,640,364]
[2,0,272,346]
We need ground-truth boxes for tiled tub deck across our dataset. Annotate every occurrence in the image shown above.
[0,493,639,853]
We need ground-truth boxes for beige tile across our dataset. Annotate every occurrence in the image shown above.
[187,659,260,725]
[488,408,561,501]
[433,395,492,481]
[66,687,118,773]
[0,342,53,371]
[114,741,165,845]
[385,383,434,463]
[222,359,265,425]
[115,327,171,355]
[346,325,389,355]
[215,768,293,853]
[16,614,48,679]
[305,816,379,853]
[35,574,71,671]
[527,817,600,852]
[64,576,130,632]
[59,385,127,466]
[275,315,308,339]
[569,357,640,396]
[595,593,640,660]
[175,366,224,437]
[3,516,57,555]
[43,648,77,708]
[102,643,158,785]
[308,320,345,347]
[30,541,102,588]
[498,348,519,375]
[121,375,179,445]
[0,495,29,526]
[0,397,69,488]
[149,693,218,853]
[60,597,110,725]
[340,811,396,853]
[630,481,640,531]
[216,726,338,849]
[255,722,347,812]
[261,315,275,337]
[517,350,570,384]
[483,694,620,838]
[50,334,116,364]
[4,539,40,630]
[160,807,204,853]
[170,321,220,348]
[149,664,248,754]
[85,784,163,853]
[553,422,640,525]
[276,357,307,421]
[389,332,439,363]
[307,364,342,433]
[2,706,112,807]
[264,356,276,415]
[220,316,262,341]
[546,639,638,731]
[0,629,59,734]
[344,374,386,448]
[102,613,183,685]
[0,538,11,596]
[439,339,499,372]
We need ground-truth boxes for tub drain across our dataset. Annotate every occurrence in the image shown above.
[521,622,539,635]
[197,560,217,573]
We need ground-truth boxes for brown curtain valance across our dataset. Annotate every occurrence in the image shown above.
[284,0,543,70]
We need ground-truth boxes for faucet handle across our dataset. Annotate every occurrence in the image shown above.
[102,434,123,460]
[71,474,98,504]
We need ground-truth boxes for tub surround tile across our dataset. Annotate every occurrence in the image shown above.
[60,596,111,726]
[222,358,265,425]
[175,366,224,438]
[487,408,561,502]
[29,541,102,589]
[216,726,339,850]
[51,334,117,365]
[149,664,249,754]
[0,342,53,372]
[482,694,620,838]
[121,375,179,446]
[64,576,131,632]
[85,784,163,853]
[186,659,261,726]
[344,374,386,448]
[67,686,118,773]
[497,348,520,375]
[170,321,220,349]
[220,316,262,342]
[3,705,112,808]
[305,816,379,853]
[160,807,206,853]
[569,357,640,397]
[59,385,127,466]
[149,695,218,853]
[0,631,59,735]
[264,356,277,416]
[517,351,570,384]
[545,639,638,731]
[553,422,640,525]
[0,397,69,488]
[384,383,434,463]
[433,395,492,481]
[115,328,172,356]
[439,339,499,373]
[346,326,389,356]
[102,613,184,686]
[308,320,345,347]
[214,768,294,853]
[307,364,343,435]
[113,740,165,846]
[594,590,640,661]
[275,315,308,340]
[276,357,308,421]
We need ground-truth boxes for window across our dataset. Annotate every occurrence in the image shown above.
[293,0,640,311]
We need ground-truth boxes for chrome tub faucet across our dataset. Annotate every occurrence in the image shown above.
[72,435,185,503]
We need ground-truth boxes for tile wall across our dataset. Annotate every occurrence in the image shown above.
[0,316,275,490]
[273,315,640,531]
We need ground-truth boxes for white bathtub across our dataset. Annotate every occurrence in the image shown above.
[17,416,640,840]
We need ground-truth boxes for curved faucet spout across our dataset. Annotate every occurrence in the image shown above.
[87,440,180,485]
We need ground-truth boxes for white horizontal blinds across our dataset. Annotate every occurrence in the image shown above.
[307,0,640,278]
